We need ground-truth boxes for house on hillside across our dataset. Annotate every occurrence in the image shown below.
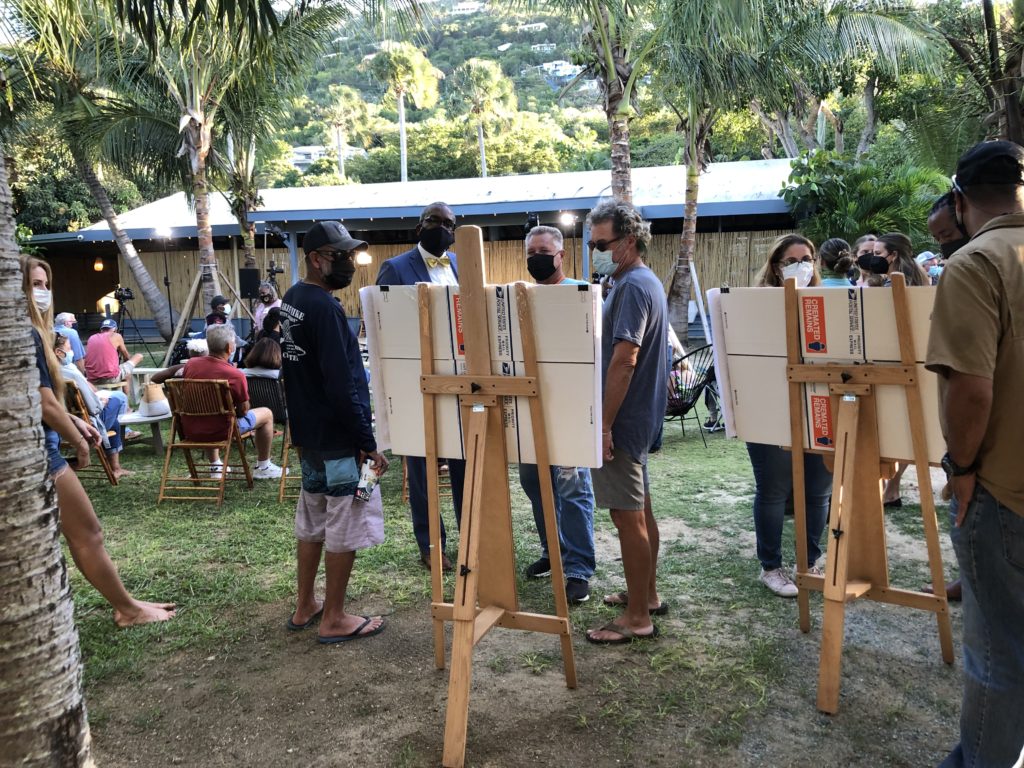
[290,146,329,172]
[450,1,484,15]
[517,22,547,32]
[531,43,557,53]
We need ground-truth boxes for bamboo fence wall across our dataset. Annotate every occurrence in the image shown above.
[114,229,791,319]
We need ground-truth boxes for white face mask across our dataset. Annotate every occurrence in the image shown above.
[592,249,616,276]
[781,261,814,288]
[33,288,52,313]
[223,303,232,316]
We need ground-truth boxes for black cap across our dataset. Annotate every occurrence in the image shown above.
[302,221,367,255]
[955,140,1024,190]
[211,294,228,310]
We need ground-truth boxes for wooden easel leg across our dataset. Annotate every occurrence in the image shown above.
[817,598,847,714]
[162,269,203,367]
[442,406,490,768]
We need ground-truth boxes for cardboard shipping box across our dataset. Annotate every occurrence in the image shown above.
[713,286,943,463]
[360,284,603,467]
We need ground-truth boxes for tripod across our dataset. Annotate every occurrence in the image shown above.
[117,299,157,361]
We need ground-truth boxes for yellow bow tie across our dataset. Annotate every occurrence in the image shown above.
[424,254,451,269]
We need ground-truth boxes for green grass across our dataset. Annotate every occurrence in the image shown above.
[72,394,958,764]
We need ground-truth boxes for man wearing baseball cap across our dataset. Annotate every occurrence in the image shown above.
[84,317,144,389]
[281,221,390,643]
[927,140,1024,767]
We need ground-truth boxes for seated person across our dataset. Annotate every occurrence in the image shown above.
[240,337,281,379]
[84,318,143,388]
[55,311,86,373]
[256,306,281,343]
[205,294,230,326]
[55,333,133,479]
[174,323,282,480]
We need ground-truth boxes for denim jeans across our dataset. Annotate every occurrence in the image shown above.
[100,391,128,454]
[746,442,831,570]
[940,484,1024,768]
[518,463,596,581]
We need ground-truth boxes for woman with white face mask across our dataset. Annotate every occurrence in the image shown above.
[747,235,833,598]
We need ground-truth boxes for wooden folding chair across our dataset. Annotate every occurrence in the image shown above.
[401,456,452,503]
[159,379,254,506]
[62,380,118,486]
[278,426,302,503]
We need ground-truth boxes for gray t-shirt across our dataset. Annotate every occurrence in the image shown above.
[601,265,669,462]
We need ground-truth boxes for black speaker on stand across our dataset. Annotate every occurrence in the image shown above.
[238,268,262,343]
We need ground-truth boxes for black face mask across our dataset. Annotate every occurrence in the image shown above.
[259,294,273,304]
[419,226,455,257]
[940,237,970,259]
[857,253,890,275]
[323,255,356,290]
[527,254,557,282]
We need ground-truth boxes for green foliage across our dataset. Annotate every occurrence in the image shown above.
[366,41,441,109]
[780,150,949,249]
[10,119,144,234]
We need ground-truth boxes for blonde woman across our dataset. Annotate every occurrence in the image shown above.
[23,255,175,627]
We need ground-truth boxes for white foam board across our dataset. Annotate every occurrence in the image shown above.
[861,286,935,363]
[719,288,787,357]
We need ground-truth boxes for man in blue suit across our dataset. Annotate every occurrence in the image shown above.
[376,202,466,571]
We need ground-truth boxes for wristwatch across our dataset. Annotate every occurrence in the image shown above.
[941,452,978,477]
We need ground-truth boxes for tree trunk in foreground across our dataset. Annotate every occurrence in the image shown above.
[73,150,174,340]
[667,158,699,345]
[0,143,93,766]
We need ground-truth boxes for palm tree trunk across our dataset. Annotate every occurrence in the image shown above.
[0,143,93,766]
[398,92,408,183]
[188,124,223,307]
[240,214,257,269]
[71,149,174,341]
[477,120,488,178]
[667,156,698,344]
[609,112,632,202]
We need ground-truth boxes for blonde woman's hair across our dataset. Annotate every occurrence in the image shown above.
[21,255,64,400]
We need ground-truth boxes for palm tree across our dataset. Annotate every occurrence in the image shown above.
[367,41,441,183]
[4,8,178,338]
[658,0,938,340]
[932,0,1024,144]
[447,58,516,178]
[556,0,657,201]
[321,84,373,180]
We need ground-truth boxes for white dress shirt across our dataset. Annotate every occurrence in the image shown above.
[417,243,458,285]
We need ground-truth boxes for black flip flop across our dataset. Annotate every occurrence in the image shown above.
[601,591,670,616]
[585,621,659,646]
[286,607,323,632]
[318,616,386,644]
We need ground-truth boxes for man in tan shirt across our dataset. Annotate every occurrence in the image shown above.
[926,140,1024,768]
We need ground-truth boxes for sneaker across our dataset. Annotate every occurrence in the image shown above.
[703,418,724,432]
[524,557,551,579]
[759,567,798,598]
[209,463,233,479]
[253,462,284,480]
[805,563,825,577]
[565,577,590,604]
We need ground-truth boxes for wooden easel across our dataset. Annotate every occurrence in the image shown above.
[160,266,256,366]
[786,273,954,714]
[417,226,577,768]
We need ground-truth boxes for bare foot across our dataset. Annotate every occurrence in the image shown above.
[319,613,384,640]
[601,590,664,612]
[113,468,133,480]
[289,600,324,629]
[585,616,655,643]
[114,600,176,627]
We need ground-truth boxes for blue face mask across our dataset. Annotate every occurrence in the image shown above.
[592,249,615,276]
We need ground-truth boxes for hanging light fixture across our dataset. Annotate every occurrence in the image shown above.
[93,256,104,272]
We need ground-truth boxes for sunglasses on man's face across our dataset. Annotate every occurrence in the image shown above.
[586,236,622,252]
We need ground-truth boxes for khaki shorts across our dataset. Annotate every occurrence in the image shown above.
[591,449,650,510]
[294,487,385,554]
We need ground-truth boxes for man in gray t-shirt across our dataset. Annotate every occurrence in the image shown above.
[585,200,668,645]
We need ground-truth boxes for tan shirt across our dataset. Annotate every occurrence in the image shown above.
[925,212,1024,516]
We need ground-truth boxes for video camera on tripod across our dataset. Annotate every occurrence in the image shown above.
[267,261,284,279]
[114,285,135,302]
